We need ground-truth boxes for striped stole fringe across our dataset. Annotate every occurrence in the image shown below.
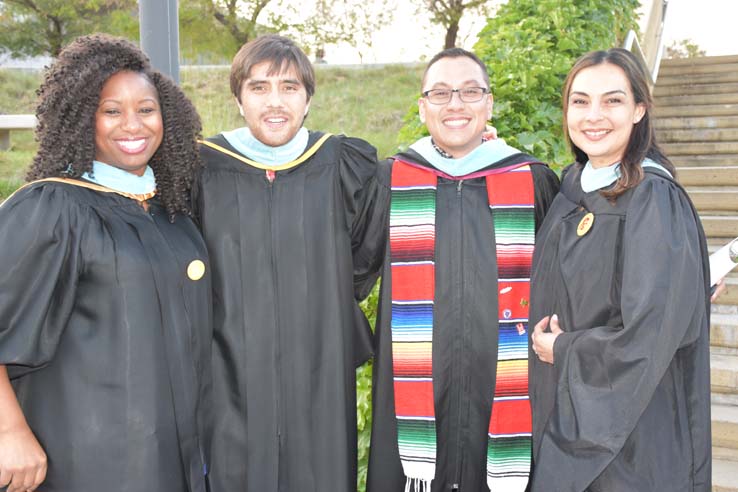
[389,160,533,491]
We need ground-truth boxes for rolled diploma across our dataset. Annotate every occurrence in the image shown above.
[709,237,738,287]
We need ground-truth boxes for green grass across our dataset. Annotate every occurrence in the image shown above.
[309,64,423,159]
[0,131,35,195]
[0,69,42,195]
[0,64,423,199]
[0,69,40,113]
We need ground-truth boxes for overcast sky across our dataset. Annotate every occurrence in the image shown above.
[325,0,738,64]
[662,0,738,56]
[1,1,734,68]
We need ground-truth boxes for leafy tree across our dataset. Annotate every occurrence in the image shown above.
[193,0,281,47]
[665,38,706,59]
[179,2,243,63]
[397,0,640,169]
[0,0,137,57]
[188,0,396,62]
[284,0,396,61]
[423,0,496,49]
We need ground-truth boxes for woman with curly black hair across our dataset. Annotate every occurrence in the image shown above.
[0,34,211,492]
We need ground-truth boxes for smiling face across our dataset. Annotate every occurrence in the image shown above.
[566,62,646,168]
[418,56,492,158]
[94,71,163,176]
[237,60,310,147]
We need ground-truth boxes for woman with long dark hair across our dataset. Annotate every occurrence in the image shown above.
[0,34,211,492]
[529,48,711,491]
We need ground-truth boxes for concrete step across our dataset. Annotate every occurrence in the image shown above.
[655,82,738,97]
[714,446,738,462]
[657,71,738,87]
[688,189,738,212]
[714,456,738,492]
[661,55,738,67]
[655,116,738,130]
[655,104,738,118]
[712,350,738,395]
[714,305,738,316]
[713,391,738,408]
[663,142,738,155]
[712,315,738,350]
[659,61,738,77]
[708,237,738,249]
[702,218,738,244]
[656,93,738,107]
[713,403,738,450]
[659,128,738,143]
[713,445,738,492]
[671,155,738,168]
[679,167,738,186]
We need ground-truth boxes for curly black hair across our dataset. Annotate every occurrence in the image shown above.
[27,33,202,218]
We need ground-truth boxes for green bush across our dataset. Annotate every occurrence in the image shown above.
[397,0,640,171]
[357,281,379,491]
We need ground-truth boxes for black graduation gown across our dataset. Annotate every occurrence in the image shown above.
[0,181,212,492]
[196,131,387,492]
[367,150,560,492]
[529,164,711,492]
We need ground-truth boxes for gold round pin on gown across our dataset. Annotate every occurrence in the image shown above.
[187,259,206,280]
[577,212,594,237]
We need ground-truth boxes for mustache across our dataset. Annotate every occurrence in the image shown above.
[260,111,291,119]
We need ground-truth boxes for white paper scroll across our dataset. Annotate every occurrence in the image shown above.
[709,237,738,287]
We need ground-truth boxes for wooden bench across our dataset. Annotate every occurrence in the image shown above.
[0,114,37,150]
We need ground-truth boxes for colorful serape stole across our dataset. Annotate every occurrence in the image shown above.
[485,166,534,491]
[389,159,533,491]
[390,161,437,491]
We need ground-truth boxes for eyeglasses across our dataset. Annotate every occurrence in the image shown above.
[422,87,489,105]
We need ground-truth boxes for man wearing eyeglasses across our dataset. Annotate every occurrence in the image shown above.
[366,48,560,492]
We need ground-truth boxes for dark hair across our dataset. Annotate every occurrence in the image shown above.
[27,33,202,219]
[421,47,490,90]
[230,34,315,102]
[562,48,674,200]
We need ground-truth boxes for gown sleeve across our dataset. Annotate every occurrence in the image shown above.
[534,176,709,490]
[337,136,389,301]
[0,184,82,378]
[531,163,560,232]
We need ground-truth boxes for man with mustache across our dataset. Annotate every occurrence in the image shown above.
[195,35,387,492]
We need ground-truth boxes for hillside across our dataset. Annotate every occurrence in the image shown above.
[0,63,424,198]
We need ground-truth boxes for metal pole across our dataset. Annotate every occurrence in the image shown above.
[139,0,180,83]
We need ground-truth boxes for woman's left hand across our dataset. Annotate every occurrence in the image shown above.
[532,314,563,364]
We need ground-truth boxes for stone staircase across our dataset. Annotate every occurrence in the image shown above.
[654,54,738,491]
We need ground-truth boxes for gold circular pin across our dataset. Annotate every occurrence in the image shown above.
[576,212,594,237]
[187,259,206,281]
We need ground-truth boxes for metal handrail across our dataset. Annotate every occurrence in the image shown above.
[622,31,655,86]
[622,0,669,89]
